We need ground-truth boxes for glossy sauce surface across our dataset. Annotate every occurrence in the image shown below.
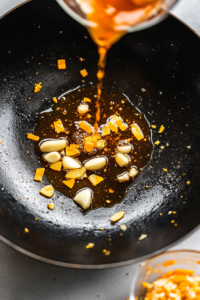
[33,86,153,209]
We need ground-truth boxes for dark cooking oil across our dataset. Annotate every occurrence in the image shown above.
[33,86,153,209]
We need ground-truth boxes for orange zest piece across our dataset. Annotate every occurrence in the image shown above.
[159,124,165,133]
[63,179,75,189]
[88,174,104,186]
[34,82,42,93]
[79,121,91,134]
[65,167,86,179]
[163,260,176,267]
[40,185,54,198]
[102,126,110,136]
[66,144,80,156]
[164,269,194,277]
[111,115,123,127]
[80,69,88,77]
[120,123,128,131]
[83,97,91,102]
[52,97,58,103]
[97,140,105,148]
[34,168,45,182]
[84,135,101,143]
[131,123,144,141]
[107,121,118,133]
[57,59,66,69]
[71,144,80,149]
[54,119,65,134]
[50,161,62,172]
[84,141,94,152]
[27,133,40,141]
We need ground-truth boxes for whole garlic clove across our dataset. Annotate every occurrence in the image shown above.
[117,172,130,182]
[77,103,89,114]
[129,167,138,178]
[63,156,81,170]
[43,152,61,164]
[84,156,107,171]
[74,188,92,210]
[117,145,132,154]
[115,152,130,167]
[40,139,67,152]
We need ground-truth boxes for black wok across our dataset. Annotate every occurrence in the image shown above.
[0,0,200,268]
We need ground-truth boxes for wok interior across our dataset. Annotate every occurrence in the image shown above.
[0,0,200,266]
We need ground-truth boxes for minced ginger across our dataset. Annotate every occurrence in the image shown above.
[143,269,200,300]
[34,82,42,93]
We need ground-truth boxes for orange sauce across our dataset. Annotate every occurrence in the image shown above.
[66,0,165,135]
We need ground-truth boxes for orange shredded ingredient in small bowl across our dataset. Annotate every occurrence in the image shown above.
[142,269,200,300]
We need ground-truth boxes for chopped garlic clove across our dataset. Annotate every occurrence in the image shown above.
[43,152,61,164]
[117,172,129,182]
[84,156,107,171]
[129,167,138,178]
[40,139,67,152]
[63,157,81,170]
[74,188,92,210]
[115,152,130,167]
[77,103,89,114]
[117,145,132,154]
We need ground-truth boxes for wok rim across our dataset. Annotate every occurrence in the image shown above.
[0,225,199,269]
[0,0,199,269]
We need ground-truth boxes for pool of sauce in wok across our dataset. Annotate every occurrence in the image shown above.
[33,86,153,209]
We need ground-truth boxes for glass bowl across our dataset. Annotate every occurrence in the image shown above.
[56,0,179,33]
[130,250,200,300]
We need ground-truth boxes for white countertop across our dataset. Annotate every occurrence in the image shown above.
[0,1,200,299]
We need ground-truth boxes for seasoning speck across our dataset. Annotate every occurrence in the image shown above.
[102,249,110,256]
[86,243,94,249]
[120,224,127,231]
[139,234,147,240]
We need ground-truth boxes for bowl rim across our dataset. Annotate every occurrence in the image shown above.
[129,249,200,300]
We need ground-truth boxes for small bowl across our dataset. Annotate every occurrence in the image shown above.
[130,250,200,300]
